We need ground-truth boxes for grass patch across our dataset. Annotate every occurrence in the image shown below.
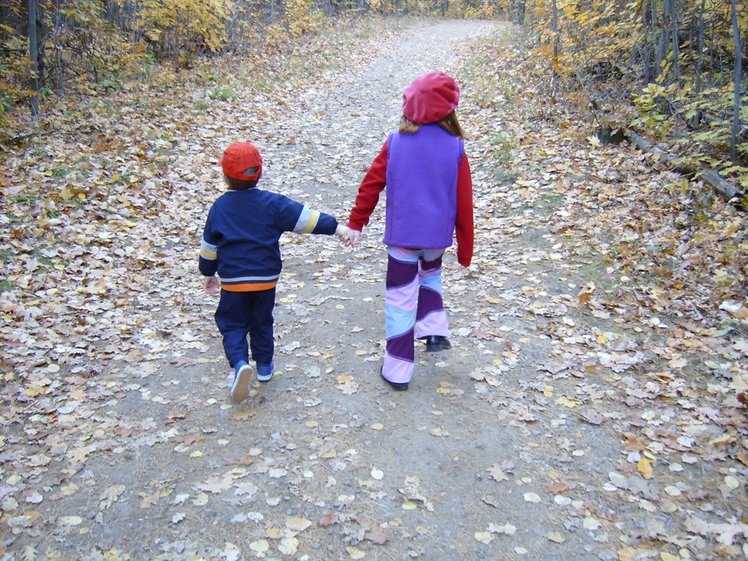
[207,85,236,101]
[536,192,565,210]
[193,99,210,112]
[576,260,616,290]
[11,193,38,205]
[489,132,516,166]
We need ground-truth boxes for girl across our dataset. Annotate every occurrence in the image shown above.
[345,72,474,391]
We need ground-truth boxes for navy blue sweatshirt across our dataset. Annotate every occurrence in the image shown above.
[199,188,338,291]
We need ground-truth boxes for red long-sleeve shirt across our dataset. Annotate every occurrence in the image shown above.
[348,142,474,267]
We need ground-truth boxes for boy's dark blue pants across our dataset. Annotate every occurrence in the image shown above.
[214,288,275,368]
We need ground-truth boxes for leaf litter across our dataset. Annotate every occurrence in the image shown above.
[0,16,746,561]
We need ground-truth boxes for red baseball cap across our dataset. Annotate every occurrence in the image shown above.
[220,142,263,181]
[402,72,460,125]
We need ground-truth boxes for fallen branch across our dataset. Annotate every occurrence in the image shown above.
[625,128,743,204]
[2,127,59,146]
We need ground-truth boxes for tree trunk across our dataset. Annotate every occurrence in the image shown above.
[51,7,66,96]
[651,0,661,82]
[731,0,742,164]
[669,0,680,81]
[510,0,526,25]
[641,0,654,82]
[27,0,40,117]
[551,0,559,76]
[695,0,706,93]
[661,0,680,83]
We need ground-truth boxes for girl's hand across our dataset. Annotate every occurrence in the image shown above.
[203,276,220,295]
[336,225,360,247]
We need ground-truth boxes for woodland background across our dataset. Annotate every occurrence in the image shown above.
[1,0,747,193]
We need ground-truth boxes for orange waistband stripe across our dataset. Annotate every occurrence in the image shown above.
[222,281,278,292]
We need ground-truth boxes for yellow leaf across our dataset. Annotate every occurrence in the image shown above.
[23,384,45,397]
[708,432,734,446]
[618,547,640,561]
[266,528,284,539]
[249,540,269,554]
[346,546,366,559]
[555,396,580,408]
[723,220,741,238]
[637,457,653,479]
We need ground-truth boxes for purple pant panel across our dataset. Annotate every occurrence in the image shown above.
[382,247,449,382]
[383,352,414,383]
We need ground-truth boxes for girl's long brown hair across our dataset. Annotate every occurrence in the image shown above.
[398,111,466,139]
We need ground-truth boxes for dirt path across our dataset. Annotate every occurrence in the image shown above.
[3,18,746,561]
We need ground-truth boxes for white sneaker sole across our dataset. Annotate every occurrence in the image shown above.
[230,365,252,403]
[256,370,273,383]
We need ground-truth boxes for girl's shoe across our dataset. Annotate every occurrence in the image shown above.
[257,362,275,383]
[424,336,451,352]
[380,366,408,391]
[231,361,252,403]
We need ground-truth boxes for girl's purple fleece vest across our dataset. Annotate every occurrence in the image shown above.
[383,124,464,249]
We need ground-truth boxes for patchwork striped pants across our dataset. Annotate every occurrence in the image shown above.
[383,247,449,384]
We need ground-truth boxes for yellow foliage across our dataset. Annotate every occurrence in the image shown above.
[137,0,230,55]
[286,0,323,37]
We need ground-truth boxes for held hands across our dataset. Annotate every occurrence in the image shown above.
[336,224,361,247]
[203,275,220,295]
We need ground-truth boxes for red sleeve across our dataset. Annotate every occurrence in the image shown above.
[348,143,387,231]
[455,153,474,267]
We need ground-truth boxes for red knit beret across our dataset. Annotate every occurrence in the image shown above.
[402,72,460,125]
[220,142,263,181]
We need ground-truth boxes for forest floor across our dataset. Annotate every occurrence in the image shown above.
[1,17,747,561]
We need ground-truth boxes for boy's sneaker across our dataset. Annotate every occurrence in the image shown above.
[256,362,275,383]
[230,361,252,403]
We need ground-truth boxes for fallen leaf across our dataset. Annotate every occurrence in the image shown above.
[249,539,269,555]
[637,457,653,479]
[364,524,389,544]
[488,522,517,535]
[278,537,299,555]
[523,492,541,503]
[474,531,494,544]
[488,464,510,482]
[547,531,566,543]
[346,546,366,559]
[286,516,312,533]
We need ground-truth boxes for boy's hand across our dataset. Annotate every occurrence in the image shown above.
[336,225,360,247]
[203,276,220,295]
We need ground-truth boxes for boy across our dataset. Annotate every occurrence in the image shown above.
[199,141,351,403]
